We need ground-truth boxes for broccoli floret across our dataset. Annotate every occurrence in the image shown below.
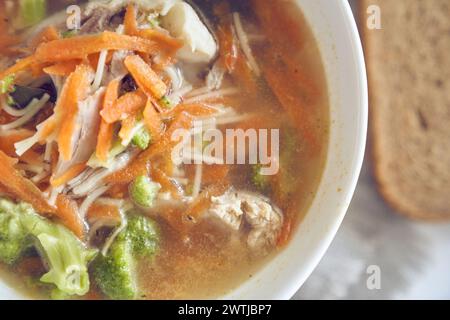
[0,198,97,297]
[251,164,271,191]
[132,128,151,150]
[92,216,160,300]
[0,200,33,265]
[126,216,159,258]
[92,233,136,300]
[130,176,161,208]
[21,213,98,297]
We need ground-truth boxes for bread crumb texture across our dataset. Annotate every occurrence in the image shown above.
[362,0,450,219]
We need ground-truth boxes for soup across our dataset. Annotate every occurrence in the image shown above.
[0,0,329,299]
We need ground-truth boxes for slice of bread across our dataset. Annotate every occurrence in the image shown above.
[360,0,450,220]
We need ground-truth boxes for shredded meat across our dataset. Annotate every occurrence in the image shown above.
[207,189,283,254]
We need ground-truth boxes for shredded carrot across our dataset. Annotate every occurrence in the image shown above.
[0,55,35,80]
[50,163,87,187]
[50,143,59,172]
[58,64,94,161]
[43,59,81,76]
[151,168,183,199]
[143,99,163,139]
[30,26,60,49]
[124,3,139,36]
[0,150,56,214]
[165,103,218,118]
[138,29,183,52]
[0,129,34,157]
[96,79,120,162]
[253,0,318,104]
[35,31,158,63]
[124,54,167,99]
[261,53,317,149]
[87,202,121,224]
[56,194,85,238]
[217,22,238,72]
[277,215,292,247]
[105,112,194,185]
[100,89,147,124]
[118,114,137,142]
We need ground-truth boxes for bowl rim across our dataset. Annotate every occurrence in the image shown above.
[280,0,368,299]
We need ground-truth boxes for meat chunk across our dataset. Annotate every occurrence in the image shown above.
[209,191,244,231]
[206,190,283,254]
[161,2,218,63]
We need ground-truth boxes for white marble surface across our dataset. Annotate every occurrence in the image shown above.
[294,0,450,300]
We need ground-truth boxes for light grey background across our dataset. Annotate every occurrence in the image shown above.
[293,0,450,300]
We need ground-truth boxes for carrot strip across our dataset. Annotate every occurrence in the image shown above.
[100,89,147,124]
[151,168,183,199]
[118,114,137,142]
[165,103,218,118]
[260,52,317,148]
[124,54,167,99]
[0,55,35,80]
[50,163,87,187]
[43,60,81,76]
[58,64,94,161]
[124,3,139,36]
[35,31,157,63]
[96,79,120,161]
[143,99,163,139]
[138,29,183,52]
[0,128,43,165]
[56,194,85,238]
[105,112,194,185]
[253,0,318,103]
[0,150,56,214]
[277,216,292,247]
[87,203,121,223]
[0,129,34,157]
[217,22,238,72]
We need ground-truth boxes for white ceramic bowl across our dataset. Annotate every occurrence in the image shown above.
[0,0,367,299]
[225,0,368,299]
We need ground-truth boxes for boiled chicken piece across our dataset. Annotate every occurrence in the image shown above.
[161,2,218,63]
[209,190,244,231]
[207,190,283,253]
